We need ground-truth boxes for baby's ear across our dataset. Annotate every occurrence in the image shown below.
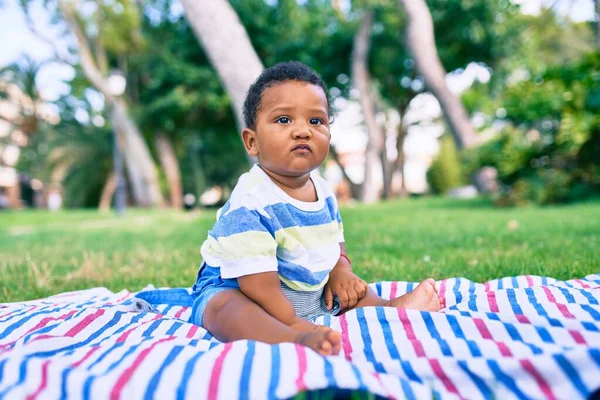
[242,128,259,157]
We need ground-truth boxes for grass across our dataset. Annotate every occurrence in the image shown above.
[1,197,599,303]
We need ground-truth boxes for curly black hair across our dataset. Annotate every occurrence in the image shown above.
[242,61,333,130]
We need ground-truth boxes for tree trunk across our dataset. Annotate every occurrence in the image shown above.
[180,0,263,164]
[58,0,163,207]
[597,0,600,49]
[189,141,207,201]
[110,101,163,206]
[374,94,391,199]
[155,133,183,209]
[394,117,409,197]
[99,173,116,212]
[329,144,361,199]
[352,10,383,204]
[380,146,391,199]
[397,0,477,149]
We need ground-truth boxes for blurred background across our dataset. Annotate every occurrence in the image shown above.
[1,0,598,211]
[1,0,600,301]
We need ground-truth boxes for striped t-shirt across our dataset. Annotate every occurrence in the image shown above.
[199,164,344,292]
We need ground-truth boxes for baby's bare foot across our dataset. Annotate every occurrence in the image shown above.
[289,317,331,333]
[294,329,342,356]
[385,279,442,312]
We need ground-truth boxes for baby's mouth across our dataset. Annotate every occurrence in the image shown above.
[292,144,312,152]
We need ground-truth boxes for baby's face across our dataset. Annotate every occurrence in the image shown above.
[249,80,330,178]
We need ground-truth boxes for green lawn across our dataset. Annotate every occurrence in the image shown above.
[1,198,599,302]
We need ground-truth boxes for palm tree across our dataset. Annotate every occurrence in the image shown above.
[27,96,115,208]
[46,124,113,208]
[0,58,48,139]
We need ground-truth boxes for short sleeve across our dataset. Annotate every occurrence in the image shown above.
[201,199,278,279]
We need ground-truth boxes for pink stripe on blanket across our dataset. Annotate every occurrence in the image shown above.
[340,314,353,360]
[520,359,557,400]
[390,282,398,299]
[186,325,199,339]
[115,292,133,303]
[473,318,512,356]
[569,330,587,345]
[541,287,575,319]
[429,358,460,396]
[110,336,177,399]
[294,344,308,392]
[65,309,105,337]
[574,279,590,289]
[26,360,50,400]
[73,346,102,368]
[439,280,447,308]
[174,307,188,319]
[397,309,426,357]
[207,342,234,400]
[526,276,534,287]
[487,291,499,313]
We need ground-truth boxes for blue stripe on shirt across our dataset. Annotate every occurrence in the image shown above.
[277,259,331,286]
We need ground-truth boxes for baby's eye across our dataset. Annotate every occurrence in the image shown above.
[310,118,324,125]
[276,116,291,124]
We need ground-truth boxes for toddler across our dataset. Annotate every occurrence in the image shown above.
[191,61,441,356]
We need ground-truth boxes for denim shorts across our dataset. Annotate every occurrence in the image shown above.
[190,263,241,326]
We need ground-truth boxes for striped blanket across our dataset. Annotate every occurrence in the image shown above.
[1,275,599,399]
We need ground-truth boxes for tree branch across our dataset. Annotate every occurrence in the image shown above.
[93,0,108,74]
[18,0,73,64]
[57,0,112,100]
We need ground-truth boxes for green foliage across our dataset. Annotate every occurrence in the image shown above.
[98,0,144,54]
[427,135,465,195]
[231,0,355,97]
[465,53,600,205]
[503,80,570,125]
[427,0,520,71]
[459,5,599,207]
[508,10,595,74]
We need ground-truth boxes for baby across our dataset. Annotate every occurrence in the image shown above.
[191,61,441,356]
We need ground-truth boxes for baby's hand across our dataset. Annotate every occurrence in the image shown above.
[325,269,369,310]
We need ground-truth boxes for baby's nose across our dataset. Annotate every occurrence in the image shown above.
[292,126,312,138]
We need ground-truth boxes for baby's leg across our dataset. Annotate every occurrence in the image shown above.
[352,279,442,312]
[203,289,342,355]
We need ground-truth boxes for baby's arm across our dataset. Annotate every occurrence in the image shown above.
[238,272,324,332]
[238,272,295,324]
